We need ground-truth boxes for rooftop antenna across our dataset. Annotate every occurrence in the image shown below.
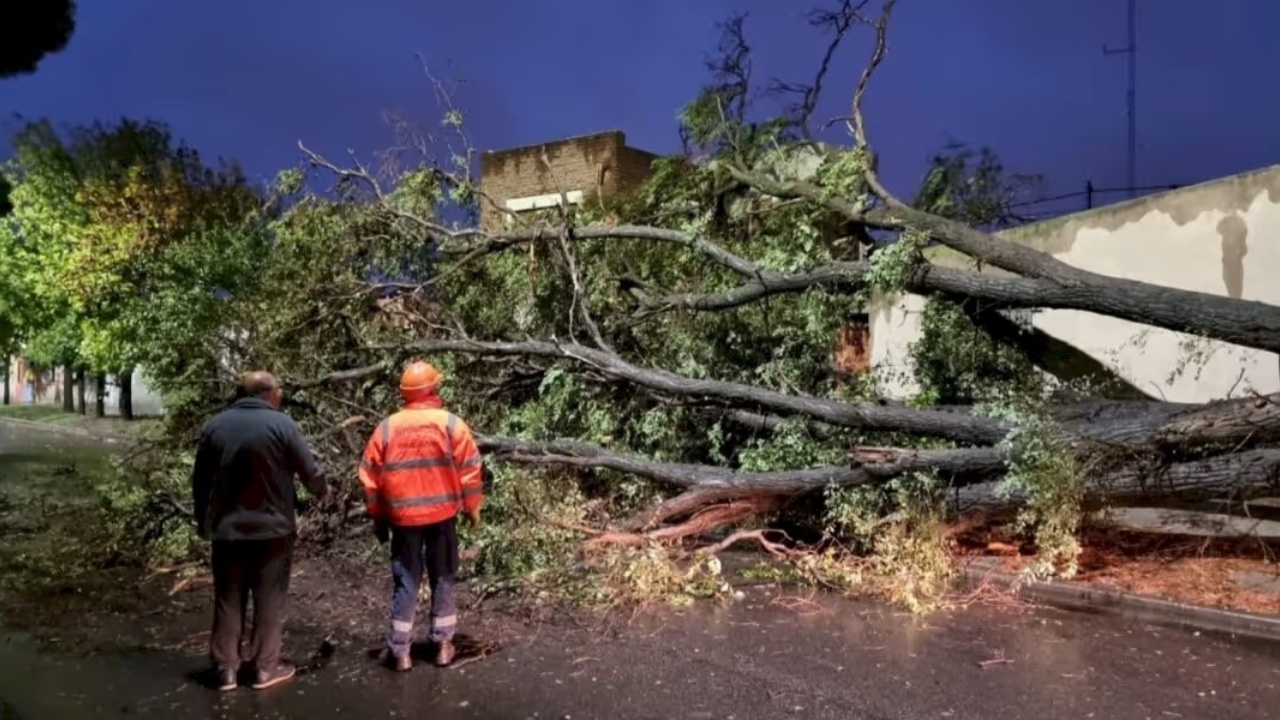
[1104,0,1138,199]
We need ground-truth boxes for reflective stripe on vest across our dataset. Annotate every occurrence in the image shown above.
[375,408,466,524]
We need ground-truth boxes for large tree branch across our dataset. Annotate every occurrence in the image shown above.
[638,256,1280,364]
[293,335,1280,454]
[723,166,1280,354]
[768,0,871,139]
[293,339,1006,444]
[716,0,1280,356]
[442,224,764,279]
[955,448,1280,511]
[478,435,1005,492]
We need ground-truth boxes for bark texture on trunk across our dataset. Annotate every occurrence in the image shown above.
[94,373,106,418]
[118,369,133,421]
[61,364,74,413]
[76,368,86,415]
[954,448,1280,512]
[1,356,9,406]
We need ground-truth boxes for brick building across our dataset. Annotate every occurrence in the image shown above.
[478,130,659,229]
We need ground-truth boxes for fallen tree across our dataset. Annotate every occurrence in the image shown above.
[123,1,1280,580]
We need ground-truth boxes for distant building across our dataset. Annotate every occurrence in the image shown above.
[478,130,660,230]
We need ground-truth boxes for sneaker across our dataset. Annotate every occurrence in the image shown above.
[379,648,412,672]
[435,639,456,667]
[216,669,237,692]
[251,663,297,690]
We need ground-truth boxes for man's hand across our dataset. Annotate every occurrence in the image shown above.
[464,508,481,529]
[373,519,390,544]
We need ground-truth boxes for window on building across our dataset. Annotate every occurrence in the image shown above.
[503,190,584,230]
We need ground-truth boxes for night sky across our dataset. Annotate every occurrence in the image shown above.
[3,0,1279,219]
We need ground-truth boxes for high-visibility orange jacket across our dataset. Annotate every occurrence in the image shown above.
[358,400,484,527]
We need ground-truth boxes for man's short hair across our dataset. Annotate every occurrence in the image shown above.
[239,371,279,398]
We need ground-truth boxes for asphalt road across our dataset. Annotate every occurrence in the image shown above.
[1,419,1278,719]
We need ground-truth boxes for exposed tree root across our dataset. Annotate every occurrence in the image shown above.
[585,495,783,549]
[696,529,796,559]
[620,487,758,532]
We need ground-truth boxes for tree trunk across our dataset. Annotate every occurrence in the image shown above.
[94,373,106,418]
[76,368,87,415]
[1,355,9,406]
[405,347,1280,535]
[118,368,134,421]
[304,338,1280,457]
[61,364,74,413]
[953,448,1280,512]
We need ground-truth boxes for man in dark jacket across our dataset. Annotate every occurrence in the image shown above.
[191,371,329,692]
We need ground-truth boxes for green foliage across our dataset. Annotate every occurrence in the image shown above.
[1,115,270,428]
[979,402,1083,579]
[97,453,204,566]
[738,419,846,473]
[868,487,954,614]
[863,228,928,298]
[913,144,1041,230]
[908,297,1044,405]
[467,465,588,580]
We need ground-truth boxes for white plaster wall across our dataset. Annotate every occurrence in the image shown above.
[869,293,925,398]
[871,167,1280,403]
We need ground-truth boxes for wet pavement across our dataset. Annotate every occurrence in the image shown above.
[2,420,1280,719]
[3,597,1279,719]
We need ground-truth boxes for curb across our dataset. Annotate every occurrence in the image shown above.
[0,416,126,444]
[962,561,1280,645]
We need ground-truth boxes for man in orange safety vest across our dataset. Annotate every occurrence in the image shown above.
[359,361,485,670]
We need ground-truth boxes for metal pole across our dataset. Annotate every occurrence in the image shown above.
[1126,0,1136,198]
[1105,0,1137,199]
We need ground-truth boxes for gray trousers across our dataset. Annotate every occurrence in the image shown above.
[209,536,294,673]
[387,518,459,658]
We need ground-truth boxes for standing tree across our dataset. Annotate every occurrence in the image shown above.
[1,117,261,420]
[66,120,265,421]
[0,319,14,406]
[0,175,12,216]
[3,120,90,412]
[2,0,77,79]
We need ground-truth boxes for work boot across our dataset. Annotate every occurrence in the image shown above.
[379,648,413,672]
[435,639,456,667]
[251,662,297,690]
[216,669,237,693]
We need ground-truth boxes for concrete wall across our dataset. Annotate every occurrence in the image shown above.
[870,164,1280,403]
[3,358,165,416]
[478,130,658,229]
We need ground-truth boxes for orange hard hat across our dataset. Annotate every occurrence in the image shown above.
[399,361,443,400]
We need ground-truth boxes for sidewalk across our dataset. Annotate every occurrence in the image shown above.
[0,405,157,443]
[962,556,1280,645]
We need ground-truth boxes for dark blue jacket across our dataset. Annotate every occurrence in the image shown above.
[191,398,328,541]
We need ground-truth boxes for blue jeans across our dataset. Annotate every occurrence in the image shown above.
[387,517,459,658]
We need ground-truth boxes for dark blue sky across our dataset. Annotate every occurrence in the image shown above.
[4,0,1279,218]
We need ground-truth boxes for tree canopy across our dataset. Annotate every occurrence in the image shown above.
[1,117,265,418]
[1,0,76,78]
